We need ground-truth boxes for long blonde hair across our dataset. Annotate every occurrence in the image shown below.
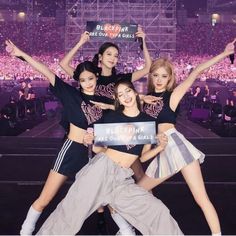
[147,58,176,93]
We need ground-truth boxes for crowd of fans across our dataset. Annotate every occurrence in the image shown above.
[0,20,64,54]
[0,21,235,136]
[176,23,235,55]
[0,21,235,82]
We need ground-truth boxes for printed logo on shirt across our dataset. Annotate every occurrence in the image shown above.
[81,101,103,125]
[143,100,164,118]
[95,83,115,99]
[126,144,136,150]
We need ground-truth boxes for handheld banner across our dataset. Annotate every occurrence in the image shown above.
[94,121,156,146]
[86,21,138,41]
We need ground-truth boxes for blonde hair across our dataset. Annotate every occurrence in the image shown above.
[147,58,176,93]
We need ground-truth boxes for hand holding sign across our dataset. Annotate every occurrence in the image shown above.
[135,26,145,50]
[78,31,90,46]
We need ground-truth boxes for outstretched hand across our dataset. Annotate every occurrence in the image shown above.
[143,95,162,105]
[79,31,90,45]
[5,40,24,58]
[90,100,114,110]
[224,38,236,55]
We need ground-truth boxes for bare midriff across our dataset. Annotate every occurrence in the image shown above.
[104,148,138,168]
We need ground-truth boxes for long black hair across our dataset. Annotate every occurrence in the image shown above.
[73,61,99,81]
[92,42,120,75]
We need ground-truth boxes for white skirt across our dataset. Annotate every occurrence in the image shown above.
[145,128,205,179]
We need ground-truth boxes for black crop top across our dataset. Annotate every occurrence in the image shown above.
[95,72,132,101]
[143,91,179,124]
[50,76,110,130]
[96,110,155,156]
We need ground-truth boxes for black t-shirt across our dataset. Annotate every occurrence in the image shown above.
[95,72,132,101]
[50,76,110,130]
[143,91,179,124]
[96,110,155,156]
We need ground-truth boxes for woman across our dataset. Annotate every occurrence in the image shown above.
[5,40,109,235]
[59,28,156,233]
[60,27,152,101]
[138,39,236,235]
[36,79,183,235]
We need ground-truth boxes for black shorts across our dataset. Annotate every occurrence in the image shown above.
[51,139,89,177]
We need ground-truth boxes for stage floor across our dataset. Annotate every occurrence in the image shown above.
[0,117,235,235]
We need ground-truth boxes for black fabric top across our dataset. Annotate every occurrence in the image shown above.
[96,110,155,156]
[50,76,110,130]
[95,73,132,101]
[143,91,179,124]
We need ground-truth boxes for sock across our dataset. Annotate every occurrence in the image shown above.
[111,212,135,235]
[212,232,221,236]
[20,206,42,235]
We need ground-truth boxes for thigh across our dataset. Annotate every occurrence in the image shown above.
[181,160,208,199]
[138,174,170,191]
[38,170,68,201]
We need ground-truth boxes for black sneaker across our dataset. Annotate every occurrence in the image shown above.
[97,212,109,235]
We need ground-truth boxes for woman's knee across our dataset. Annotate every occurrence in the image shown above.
[194,193,211,208]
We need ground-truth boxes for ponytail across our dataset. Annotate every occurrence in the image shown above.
[92,53,99,66]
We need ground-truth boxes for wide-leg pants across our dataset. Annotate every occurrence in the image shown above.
[37,152,183,235]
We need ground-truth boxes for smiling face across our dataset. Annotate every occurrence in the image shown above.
[148,58,176,93]
[116,83,137,109]
[79,70,97,95]
[150,67,170,92]
[99,46,119,70]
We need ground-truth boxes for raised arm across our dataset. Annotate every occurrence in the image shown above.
[5,40,56,86]
[89,101,115,110]
[83,129,106,154]
[170,38,236,111]
[59,31,90,77]
[131,26,152,82]
[140,133,168,163]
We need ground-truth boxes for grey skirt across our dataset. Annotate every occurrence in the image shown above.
[146,128,205,179]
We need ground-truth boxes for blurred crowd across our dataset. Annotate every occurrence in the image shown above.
[0,21,235,83]
[0,21,235,136]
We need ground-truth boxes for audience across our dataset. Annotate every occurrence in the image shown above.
[0,21,235,136]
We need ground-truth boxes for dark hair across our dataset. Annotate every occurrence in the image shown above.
[92,42,120,75]
[113,78,141,111]
[73,61,99,81]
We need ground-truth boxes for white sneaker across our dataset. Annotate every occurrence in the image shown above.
[116,227,136,235]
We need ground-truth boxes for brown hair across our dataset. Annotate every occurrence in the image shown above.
[113,79,141,111]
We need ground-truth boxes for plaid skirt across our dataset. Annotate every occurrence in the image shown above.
[145,128,205,179]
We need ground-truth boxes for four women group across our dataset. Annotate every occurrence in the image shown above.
[6,27,235,235]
